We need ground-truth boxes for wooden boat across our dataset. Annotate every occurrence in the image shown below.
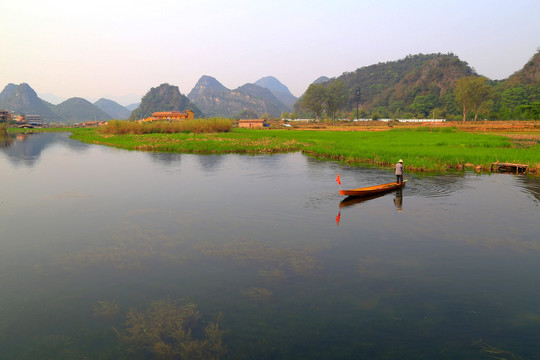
[339,180,406,197]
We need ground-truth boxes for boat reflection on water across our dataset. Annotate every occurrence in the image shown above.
[339,192,386,208]
[336,190,404,225]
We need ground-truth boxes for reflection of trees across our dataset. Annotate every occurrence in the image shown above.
[0,133,13,148]
[0,133,89,167]
[147,151,182,166]
[197,154,225,173]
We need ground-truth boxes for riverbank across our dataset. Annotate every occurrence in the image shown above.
[63,122,539,174]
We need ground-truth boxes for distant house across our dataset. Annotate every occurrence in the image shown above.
[0,109,10,122]
[81,121,106,127]
[12,114,26,123]
[26,114,43,127]
[238,119,267,128]
[142,110,195,122]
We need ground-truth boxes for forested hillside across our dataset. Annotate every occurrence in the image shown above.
[297,52,539,120]
[492,50,540,119]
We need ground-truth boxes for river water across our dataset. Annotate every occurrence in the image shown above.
[0,132,539,359]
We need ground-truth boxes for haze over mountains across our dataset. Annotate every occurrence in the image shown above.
[0,75,298,122]
[187,75,293,118]
[1,50,538,122]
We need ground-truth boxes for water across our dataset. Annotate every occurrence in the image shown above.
[1,133,539,359]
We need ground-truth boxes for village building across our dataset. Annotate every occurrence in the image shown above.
[12,114,26,123]
[0,109,11,122]
[25,114,43,127]
[238,119,268,128]
[142,110,195,122]
[81,121,106,127]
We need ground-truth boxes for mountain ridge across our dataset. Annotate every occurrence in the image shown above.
[0,83,62,121]
[254,76,298,107]
[1,50,538,122]
[188,76,290,118]
[94,98,131,119]
[53,97,112,122]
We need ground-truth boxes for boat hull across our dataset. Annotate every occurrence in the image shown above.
[339,180,406,197]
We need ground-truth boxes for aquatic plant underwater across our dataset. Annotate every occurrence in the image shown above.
[113,298,226,360]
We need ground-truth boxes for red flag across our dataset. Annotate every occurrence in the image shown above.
[336,173,341,185]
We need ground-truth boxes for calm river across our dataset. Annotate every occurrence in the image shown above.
[1,132,539,359]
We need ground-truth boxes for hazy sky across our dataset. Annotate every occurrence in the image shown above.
[2,0,539,105]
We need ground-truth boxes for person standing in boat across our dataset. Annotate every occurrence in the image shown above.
[395,159,404,184]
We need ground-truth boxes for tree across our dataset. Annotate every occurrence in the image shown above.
[499,86,529,119]
[301,84,328,120]
[455,77,492,121]
[326,81,347,121]
[410,94,438,117]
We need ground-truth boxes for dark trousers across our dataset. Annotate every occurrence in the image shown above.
[396,175,403,184]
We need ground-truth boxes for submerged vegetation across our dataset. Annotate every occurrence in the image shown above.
[115,299,226,360]
[69,123,540,174]
[93,300,121,320]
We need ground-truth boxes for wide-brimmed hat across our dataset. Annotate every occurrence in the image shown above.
[398,159,403,163]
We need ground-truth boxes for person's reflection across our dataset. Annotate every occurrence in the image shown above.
[393,189,403,212]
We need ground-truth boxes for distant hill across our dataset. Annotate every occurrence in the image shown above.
[53,97,112,122]
[130,83,203,120]
[297,53,477,118]
[295,76,330,100]
[297,51,540,120]
[493,50,540,119]
[0,83,62,121]
[254,76,297,107]
[333,53,475,112]
[126,103,140,111]
[313,76,330,84]
[0,83,18,102]
[94,98,131,119]
[235,83,286,115]
[188,75,289,117]
[505,50,540,87]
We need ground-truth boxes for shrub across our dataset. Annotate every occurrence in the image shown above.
[99,118,233,135]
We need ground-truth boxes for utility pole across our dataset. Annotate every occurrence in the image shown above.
[355,88,360,120]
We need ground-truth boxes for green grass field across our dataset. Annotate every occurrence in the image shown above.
[66,126,539,174]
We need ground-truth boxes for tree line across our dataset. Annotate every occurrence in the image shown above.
[293,77,539,121]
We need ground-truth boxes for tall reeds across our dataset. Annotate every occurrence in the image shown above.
[0,123,7,137]
[100,118,232,135]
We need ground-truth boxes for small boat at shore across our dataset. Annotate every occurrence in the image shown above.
[339,180,406,197]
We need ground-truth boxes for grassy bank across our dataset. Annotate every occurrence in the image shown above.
[69,126,540,174]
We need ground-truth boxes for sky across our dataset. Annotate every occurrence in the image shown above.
[1,0,539,106]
